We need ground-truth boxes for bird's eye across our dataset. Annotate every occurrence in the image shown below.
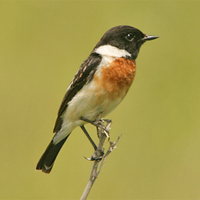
[125,33,134,42]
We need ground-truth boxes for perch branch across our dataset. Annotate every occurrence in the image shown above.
[80,119,121,200]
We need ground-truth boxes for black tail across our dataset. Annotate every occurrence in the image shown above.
[36,134,70,173]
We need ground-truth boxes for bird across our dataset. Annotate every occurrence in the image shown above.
[36,25,158,173]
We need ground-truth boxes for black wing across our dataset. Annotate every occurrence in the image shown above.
[53,53,102,133]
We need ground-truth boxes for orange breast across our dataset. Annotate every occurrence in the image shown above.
[94,58,136,100]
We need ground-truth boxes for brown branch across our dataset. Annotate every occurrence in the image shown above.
[80,119,121,200]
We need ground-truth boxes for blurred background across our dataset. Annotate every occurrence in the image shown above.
[1,1,200,199]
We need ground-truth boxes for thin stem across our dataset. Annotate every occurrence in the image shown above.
[81,126,106,200]
[80,119,120,200]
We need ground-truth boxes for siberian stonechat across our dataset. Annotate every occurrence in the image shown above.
[36,25,158,173]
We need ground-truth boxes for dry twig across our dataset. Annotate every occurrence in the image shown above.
[80,119,121,200]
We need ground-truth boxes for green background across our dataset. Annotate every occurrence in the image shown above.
[1,1,200,199]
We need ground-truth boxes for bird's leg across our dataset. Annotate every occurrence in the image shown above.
[80,117,112,161]
[80,125,104,161]
[80,125,97,150]
[80,116,111,138]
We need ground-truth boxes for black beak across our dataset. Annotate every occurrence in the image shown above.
[143,35,159,41]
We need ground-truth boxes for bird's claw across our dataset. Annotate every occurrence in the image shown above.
[80,116,112,138]
[96,119,112,138]
[84,149,104,161]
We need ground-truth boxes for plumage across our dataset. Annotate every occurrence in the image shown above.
[36,25,158,173]
[53,53,102,133]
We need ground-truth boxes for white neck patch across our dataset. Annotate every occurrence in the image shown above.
[94,45,131,58]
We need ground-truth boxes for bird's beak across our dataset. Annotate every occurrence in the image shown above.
[137,35,158,44]
[143,35,159,41]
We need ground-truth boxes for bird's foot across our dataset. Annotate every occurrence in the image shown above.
[84,148,105,161]
[80,116,112,138]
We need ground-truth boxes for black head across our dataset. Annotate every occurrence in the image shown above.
[94,25,158,60]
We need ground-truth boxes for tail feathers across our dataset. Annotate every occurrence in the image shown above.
[36,134,70,173]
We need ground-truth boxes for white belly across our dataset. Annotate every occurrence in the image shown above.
[53,55,135,144]
[63,79,123,128]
